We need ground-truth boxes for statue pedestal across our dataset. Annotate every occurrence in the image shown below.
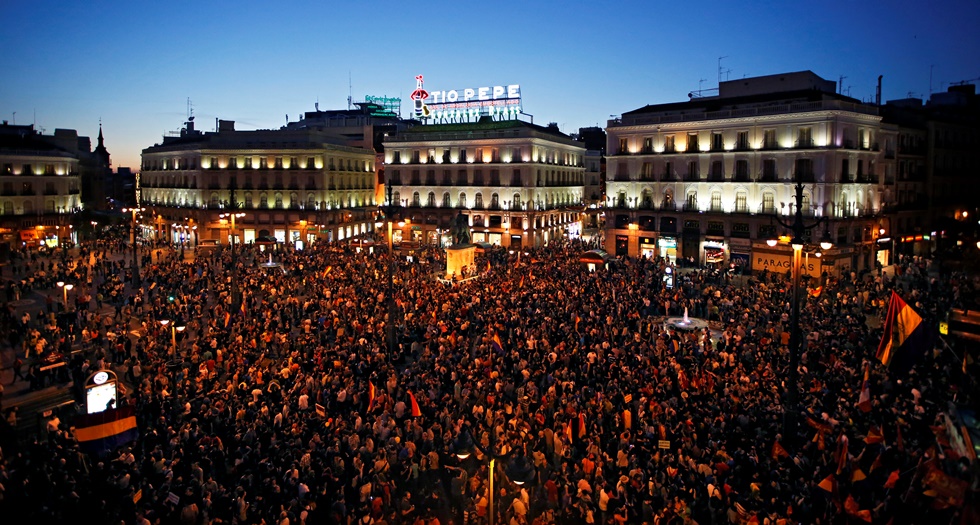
[446,245,476,279]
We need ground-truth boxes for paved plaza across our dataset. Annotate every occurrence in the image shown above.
[0,237,975,525]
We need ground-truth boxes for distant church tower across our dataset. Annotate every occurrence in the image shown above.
[94,124,111,169]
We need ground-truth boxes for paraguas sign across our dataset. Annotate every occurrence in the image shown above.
[751,251,822,276]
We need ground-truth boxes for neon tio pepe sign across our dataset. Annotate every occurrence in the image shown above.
[414,75,521,121]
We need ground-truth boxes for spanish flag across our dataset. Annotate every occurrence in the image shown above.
[224,311,231,328]
[578,413,586,438]
[408,391,421,417]
[367,381,377,412]
[75,405,138,456]
[623,409,631,429]
[877,291,933,373]
[772,441,789,460]
[809,286,823,298]
[857,363,872,413]
[864,426,884,445]
[240,293,247,317]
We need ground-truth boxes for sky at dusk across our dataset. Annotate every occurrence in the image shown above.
[1,0,977,169]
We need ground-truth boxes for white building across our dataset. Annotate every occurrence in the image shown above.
[383,119,585,248]
[140,118,377,247]
[605,71,883,275]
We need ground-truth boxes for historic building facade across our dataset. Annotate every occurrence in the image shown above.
[605,71,885,275]
[382,119,585,248]
[0,123,85,251]
[139,118,378,247]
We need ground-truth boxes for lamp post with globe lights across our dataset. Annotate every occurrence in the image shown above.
[767,177,833,440]
[122,207,145,285]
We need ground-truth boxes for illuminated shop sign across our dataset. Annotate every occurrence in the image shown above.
[414,74,522,122]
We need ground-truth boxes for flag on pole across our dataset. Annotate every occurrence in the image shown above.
[367,381,377,412]
[315,404,326,418]
[877,291,933,373]
[857,363,872,413]
[817,474,835,492]
[852,468,867,483]
[835,434,849,474]
[884,469,900,489]
[772,441,790,460]
[809,286,823,298]
[224,311,231,328]
[865,426,885,445]
[408,391,421,417]
[240,292,247,317]
[577,413,586,438]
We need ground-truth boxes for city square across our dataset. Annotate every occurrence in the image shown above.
[2,2,979,524]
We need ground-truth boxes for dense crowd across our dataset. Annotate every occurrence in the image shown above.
[0,233,977,525]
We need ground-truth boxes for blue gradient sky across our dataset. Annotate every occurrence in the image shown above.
[1,0,977,169]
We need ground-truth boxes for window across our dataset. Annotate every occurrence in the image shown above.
[688,133,699,152]
[795,158,814,180]
[710,161,724,181]
[736,131,749,150]
[511,169,522,186]
[458,192,467,208]
[710,192,722,211]
[686,191,698,210]
[210,194,219,207]
[763,129,776,149]
[412,192,421,207]
[473,170,484,186]
[427,192,435,207]
[642,162,654,180]
[841,158,851,182]
[490,193,499,209]
[619,138,628,154]
[259,193,268,208]
[442,192,451,207]
[642,137,653,153]
[732,223,750,238]
[797,127,812,148]
[686,161,698,180]
[2,202,11,215]
[457,169,467,185]
[393,151,401,164]
[734,160,749,181]
[762,159,777,181]
[664,135,675,153]
[735,192,747,213]
[474,192,484,209]
[712,133,723,151]
[762,193,775,213]
[274,192,283,208]
[513,193,522,210]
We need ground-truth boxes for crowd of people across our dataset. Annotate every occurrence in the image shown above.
[0,232,977,525]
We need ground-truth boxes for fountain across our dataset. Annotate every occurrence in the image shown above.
[665,306,709,332]
[259,253,285,274]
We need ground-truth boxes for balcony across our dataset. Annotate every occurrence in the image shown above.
[732,174,751,183]
[794,172,816,183]
[683,173,701,182]
[43,189,58,195]
[682,202,699,211]
[659,173,676,182]
[759,173,778,183]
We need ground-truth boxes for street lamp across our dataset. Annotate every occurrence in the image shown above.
[219,211,246,309]
[122,207,145,285]
[383,183,398,355]
[767,178,833,441]
[159,319,186,357]
[453,425,534,525]
[57,281,74,310]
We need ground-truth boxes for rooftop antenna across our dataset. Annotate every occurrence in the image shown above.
[347,71,352,110]
[698,78,707,92]
[717,56,728,84]
[11,112,15,124]
[929,64,935,94]
[315,97,319,112]
[838,75,846,94]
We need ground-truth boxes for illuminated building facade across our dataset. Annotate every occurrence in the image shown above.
[606,71,884,274]
[0,123,86,251]
[139,118,378,247]
[383,119,585,248]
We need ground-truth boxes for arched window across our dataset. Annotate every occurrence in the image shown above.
[244,193,253,208]
[307,193,316,209]
[210,194,219,207]
[2,202,12,215]
[442,192,451,207]
[412,192,420,207]
[392,191,401,206]
[274,192,283,208]
[474,192,484,209]
[458,192,467,208]
[289,192,298,208]
[513,193,522,210]
[259,193,268,208]
[427,192,435,207]
[490,193,499,209]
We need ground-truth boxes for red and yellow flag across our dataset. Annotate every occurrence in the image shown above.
[772,441,789,460]
[408,391,421,417]
[367,381,377,412]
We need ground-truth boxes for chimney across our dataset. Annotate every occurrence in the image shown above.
[876,75,883,106]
